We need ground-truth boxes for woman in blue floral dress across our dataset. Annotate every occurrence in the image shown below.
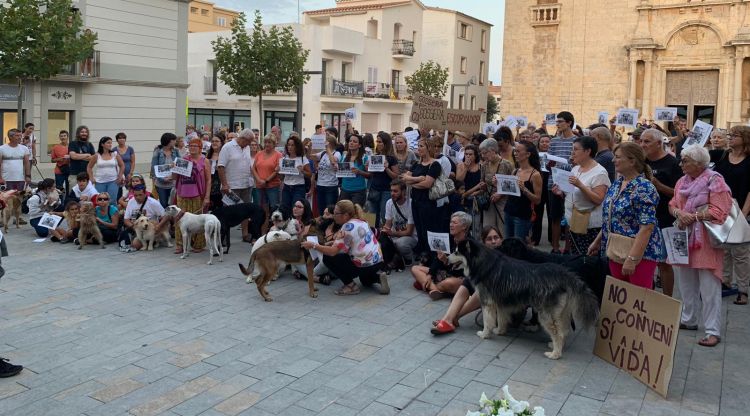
[588,142,665,289]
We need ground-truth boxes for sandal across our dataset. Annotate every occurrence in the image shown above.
[698,335,721,347]
[428,290,444,301]
[334,283,360,296]
[734,292,748,305]
[430,320,456,335]
[174,248,184,254]
[293,271,306,281]
[432,319,459,328]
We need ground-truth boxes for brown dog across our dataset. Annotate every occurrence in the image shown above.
[76,202,104,249]
[2,189,30,232]
[239,239,316,302]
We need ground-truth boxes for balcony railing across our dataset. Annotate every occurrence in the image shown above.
[204,76,217,95]
[392,39,415,57]
[364,82,409,100]
[59,50,100,77]
[322,77,364,98]
[530,4,561,26]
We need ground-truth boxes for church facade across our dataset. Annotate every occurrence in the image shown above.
[501,0,750,129]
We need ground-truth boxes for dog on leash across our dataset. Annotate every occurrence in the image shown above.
[238,238,316,302]
[211,202,266,254]
[164,205,223,265]
[132,216,172,251]
[2,188,30,232]
[76,202,105,250]
[448,239,599,360]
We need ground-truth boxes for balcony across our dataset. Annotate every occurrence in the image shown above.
[530,4,561,26]
[204,76,217,95]
[322,77,363,98]
[364,82,410,100]
[320,26,364,56]
[392,39,415,58]
[58,50,101,78]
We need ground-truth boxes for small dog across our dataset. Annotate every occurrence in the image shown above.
[2,188,30,232]
[77,202,105,250]
[165,205,224,265]
[270,208,299,237]
[133,216,172,251]
[448,239,599,360]
[238,238,316,302]
[211,202,266,254]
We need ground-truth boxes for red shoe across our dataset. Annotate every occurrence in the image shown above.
[430,319,455,335]
[413,281,423,291]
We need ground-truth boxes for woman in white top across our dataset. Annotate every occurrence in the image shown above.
[87,136,125,204]
[280,135,311,213]
[314,134,341,218]
[553,136,610,255]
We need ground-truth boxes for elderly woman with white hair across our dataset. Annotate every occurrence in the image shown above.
[411,211,473,300]
[478,138,514,232]
[669,145,733,347]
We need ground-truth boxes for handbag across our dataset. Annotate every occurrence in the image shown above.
[429,175,455,200]
[605,185,634,264]
[569,206,592,234]
[701,198,750,248]
[475,161,500,210]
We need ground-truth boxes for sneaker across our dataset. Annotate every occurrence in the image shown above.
[0,358,23,378]
[378,272,390,295]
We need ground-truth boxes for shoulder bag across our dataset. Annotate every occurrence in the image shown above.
[605,182,634,264]
[699,175,750,247]
[428,162,455,201]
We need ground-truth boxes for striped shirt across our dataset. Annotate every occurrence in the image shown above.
[547,136,575,189]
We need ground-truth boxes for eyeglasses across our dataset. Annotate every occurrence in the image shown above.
[294,205,304,208]
[729,133,741,138]
[555,120,567,124]
[98,197,109,201]
[333,211,344,216]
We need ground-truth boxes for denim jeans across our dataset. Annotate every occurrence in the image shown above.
[29,217,50,238]
[95,181,120,203]
[55,173,69,196]
[281,184,306,213]
[257,186,280,212]
[316,185,339,216]
[366,189,390,228]
[155,187,173,208]
[504,214,532,240]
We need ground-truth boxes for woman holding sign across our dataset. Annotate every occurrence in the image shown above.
[173,138,212,254]
[366,132,399,228]
[280,136,311,213]
[668,146,732,347]
[150,133,179,208]
[338,134,370,207]
[504,140,543,241]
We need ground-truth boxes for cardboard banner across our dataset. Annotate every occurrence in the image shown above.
[594,277,682,397]
[410,93,448,130]
[446,109,483,133]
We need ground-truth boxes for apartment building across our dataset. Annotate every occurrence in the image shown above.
[187,0,491,138]
[0,0,189,171]
[188,0,238,33]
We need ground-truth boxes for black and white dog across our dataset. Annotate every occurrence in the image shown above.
[448,239,599,360]
[211,202,266,254]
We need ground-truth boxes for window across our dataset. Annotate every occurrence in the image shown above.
[393,23,401,40]
[190,6,198,13]
[341,62,351,82]
[470,96,477,110]
[201,9,209,16]
[481,30,487,51]
[458,22,472,40]
[479,61,485,85]
[367,19,378,38]
[217,17,226,27]
[460,57,467,74]
[458,94,465,110]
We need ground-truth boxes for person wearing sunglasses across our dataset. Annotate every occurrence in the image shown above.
[94,192,120,243]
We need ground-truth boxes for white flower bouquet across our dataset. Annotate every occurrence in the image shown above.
[466,385,545,416]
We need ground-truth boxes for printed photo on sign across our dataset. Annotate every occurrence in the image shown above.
[403,130,420,151]
[38,213,63,230]
[279,158,300,175]
[598,111,609,125]
[654,107,677,122]
[516,116,528,128]
[662,227,689,265]
[682,120,713,149]
[616,108,639,128]
[427,231,450,253]
[368,155,385,172]
[551,167,576,194]
[172,158,193,177]
[545,113,557,125]
[154,164,172,179]
[344,107,357,119]
[495,174,520,196]
[336,162,355,178]
[311,133,326,150]
[222,192,241,206]
[539,152,549,172]
[483,122,498,136]
[504,116,518,130]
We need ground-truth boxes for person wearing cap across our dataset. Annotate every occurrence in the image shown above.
[628,127,644,144]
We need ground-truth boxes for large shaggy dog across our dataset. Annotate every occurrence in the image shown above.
[498,238,608,302]
[211,202,266,254]
[448,239,599,360]
[77,202,104,250]
[132,216,172,251]
[238,238,316,302]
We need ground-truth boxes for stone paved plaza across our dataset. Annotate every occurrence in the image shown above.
[0,227,748,416]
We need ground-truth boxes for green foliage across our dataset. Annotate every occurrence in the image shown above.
[212,11,309,131]
[0,0,97,80]
[405,60,449,99]
[486,93,499,122]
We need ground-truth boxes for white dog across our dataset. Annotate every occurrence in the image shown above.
[133,216,172,251]
[245,230,293,283]
[165,205,223,265]
[270,209,300,238]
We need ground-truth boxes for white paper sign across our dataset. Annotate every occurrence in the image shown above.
[483,122,498,136]
[516,116,528,128]
[546,154,569,165]
[311,133,326,151]
[336,162,355,178]
[551,167,576,194]
[598,111,609,125]
[545,113,557,125]
[427,231,450,253]
[279,158,300,175]
[495,174,520,196]
[682,120,713,149]
[654,107,678,122]
[345,107,357,119]
[539,152,549,172]
[403,130,420,151]
[222,192,241,206]
[38,213,63,230]
[662,227,689,265]
[368,155,385,172]
[172,158,193,177]
[504,116,518,130]
[33,238,48,243]
[616,108,639,128]
[154,164,172,179]
[306,236,322,261]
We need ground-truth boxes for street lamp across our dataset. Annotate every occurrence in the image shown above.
[449,76,476,109]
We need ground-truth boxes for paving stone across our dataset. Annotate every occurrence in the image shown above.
[213,389,262,415]
[376,383,423,410]
[357,401,400,416]
[558,393,604,415]
[89,379,144,403]
[416,382,461,407]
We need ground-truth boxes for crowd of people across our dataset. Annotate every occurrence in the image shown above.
[0,111,749,377]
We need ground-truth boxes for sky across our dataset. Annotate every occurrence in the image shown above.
[211,0,505,85]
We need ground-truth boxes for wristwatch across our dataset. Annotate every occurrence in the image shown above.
[626,255,641,262]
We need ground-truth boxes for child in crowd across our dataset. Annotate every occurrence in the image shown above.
[72,172,98,202]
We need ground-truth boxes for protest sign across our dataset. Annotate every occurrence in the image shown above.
[545,113,557,125]
[172,158,193,177]
[410,93,448,130]
[403,130,420,151]
[311,133,326,151]
[345,107,357,119]
[616,108,639,128]
[427,231,450,253]
[594,277,682,397]
[446,109,483,133]
[483,122,499,135]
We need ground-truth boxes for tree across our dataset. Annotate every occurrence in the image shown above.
[0,0,97,129]
[486,93,499,122]
[212,11,309,134]
[405,60,449,99]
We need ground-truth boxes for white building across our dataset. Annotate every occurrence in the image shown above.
[0,0,188,171]
[187,0,491,139]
